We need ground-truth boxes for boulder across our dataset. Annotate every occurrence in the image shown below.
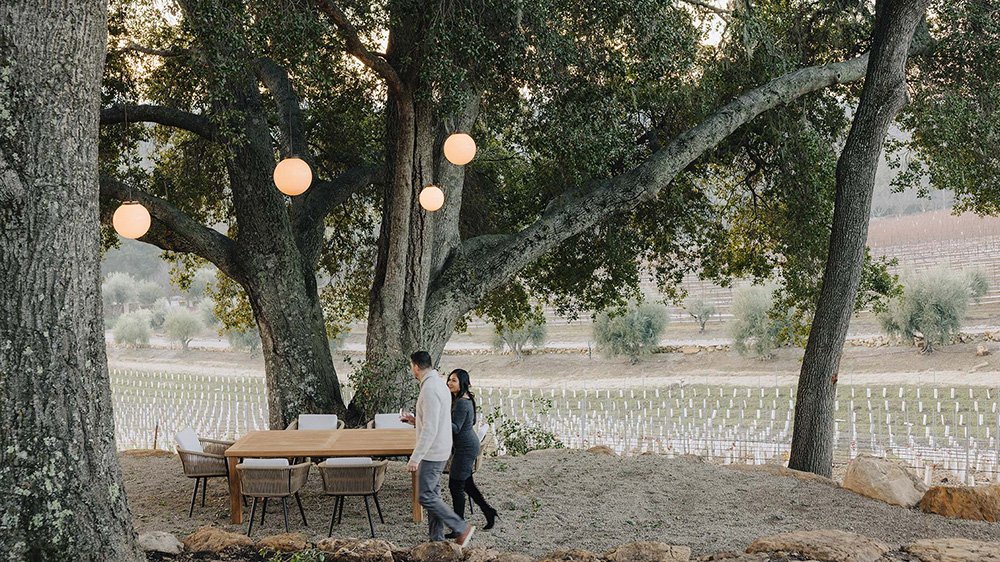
[410,541,464,562]
[842,455,927,507]
[746,529,890,562]
[257,533,308,552]
[586,446,618,456]
[182,525,254,554]
[137,531,183,555]
[919,486,1000,522]
[904,538,1000,561]
[604,541,691,562]
[681,346,701,355]
[535,549,599,562]
[316,538,396,562]
[464,545,501,562]
[977,345,991,357]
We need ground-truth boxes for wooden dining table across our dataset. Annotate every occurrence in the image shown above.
[224,428,419,524]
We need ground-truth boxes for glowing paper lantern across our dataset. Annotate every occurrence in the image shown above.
[419,185,445,211]
[273,157,312,196]
[443,133,476,166]
[112,202,151,239]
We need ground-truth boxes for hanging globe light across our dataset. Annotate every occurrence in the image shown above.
[273,157,312,196]
[112,202,151,239]
[443,133,476,166]
[419,185,445,211]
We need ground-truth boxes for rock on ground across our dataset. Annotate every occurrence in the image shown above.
[256,532,309,552]
[315,537,396,562]
[842,455,927,508]
[920,486,1000,522]
[535,548,599,562]
[904,538,1000,561]
[494,554,533,562]
[604,541,691,562]
[745,529,890,562]
[409,541,464,562]
[463,544,501,562]
[586,446,618,456]
[182,525,254,554]
[137,531,183,555]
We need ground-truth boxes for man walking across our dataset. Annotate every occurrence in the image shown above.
[405,351,475,547]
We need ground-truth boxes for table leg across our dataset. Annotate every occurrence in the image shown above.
[228,456,243,524]
[411,470,423,522]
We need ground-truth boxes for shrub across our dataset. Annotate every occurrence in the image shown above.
[685,298,716,333]
[135,280,164,307]
[150,297,171,329]
[112,312,151,347]
[164,308,202,351]
[102,271,136,316]
[879,268,989,353]
[490,318,547,359]
[729,285,784,360]
[484,402,563,456]
[226,328,262,356]
[344,355,418,423]
[593,302,669,363]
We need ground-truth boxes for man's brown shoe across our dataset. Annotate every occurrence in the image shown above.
[455,525,475,548]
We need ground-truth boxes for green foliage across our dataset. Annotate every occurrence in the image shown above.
[729,285,788,360]
[112,312,151,347]
[484,403,563,457]
[102,271,137,315]
[263,547,326,562]
[150,297,171,329]
[135,280,164,307]
[164,308,203,351]
[685,298,716,333]
[489,306,547,359]
[225,328,262,356]
[879,268,989,353]
[593,302,669,363]
[344,355,417,423]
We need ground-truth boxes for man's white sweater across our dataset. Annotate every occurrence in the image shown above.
[411,369,453,464]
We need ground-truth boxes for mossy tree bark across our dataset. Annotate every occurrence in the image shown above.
[788,0,930,477]
[0,0,145,559]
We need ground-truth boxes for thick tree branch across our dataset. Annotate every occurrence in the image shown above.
[253,57,308,157]
[100,104,219,142]
[100,176,241,281]
[428,34,933,323]
[679,0,733,22]
[292,164,380,267]
[314,0,406,99]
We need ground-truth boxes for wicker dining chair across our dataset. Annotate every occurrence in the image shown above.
[318,457,388,538]
[237,459,311,536]
[174,427,234,517]
[365,413,413,429]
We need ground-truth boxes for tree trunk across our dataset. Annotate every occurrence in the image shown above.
[0,0,145,559]
[788,0,929,477]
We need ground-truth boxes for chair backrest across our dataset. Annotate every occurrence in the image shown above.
[476,424,490,443]
[174,427,202,453]
[373,413,411,429]
[298,414,340,430]
[241,458,290,467]
[320,457,373,467]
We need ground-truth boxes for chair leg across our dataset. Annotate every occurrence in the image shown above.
[202,477,208,506]
[337,496,345,524]
[247,497,258,536]
[282,497,290,533]
[364,496,375,538]
[189,478,200,517]
[328,500,337,537]
[261,497,268,525]
[295,492,308,526]
[372,492,385,524]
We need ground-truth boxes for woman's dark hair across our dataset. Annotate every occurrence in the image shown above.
[449,369,476,419]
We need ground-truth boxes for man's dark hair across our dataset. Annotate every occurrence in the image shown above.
[410,350,433,370]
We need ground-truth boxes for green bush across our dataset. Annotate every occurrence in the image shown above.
[150,297,171,329]
[729,285,785,360]
[490,318,547,359]
[879,268,989,353]
[112,312,151,347]
[484,402,563,456]
[593,302,668,363]
[135,280,164,307]
[226,328,262,356]
[685,298,716,333]
[102,271,136,316]
[164,308,202,351]
[344,355,417,423]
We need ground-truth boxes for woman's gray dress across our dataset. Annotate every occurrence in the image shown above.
[449,397,479,482]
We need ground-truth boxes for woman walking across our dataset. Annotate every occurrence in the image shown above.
[445,369,497,532]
